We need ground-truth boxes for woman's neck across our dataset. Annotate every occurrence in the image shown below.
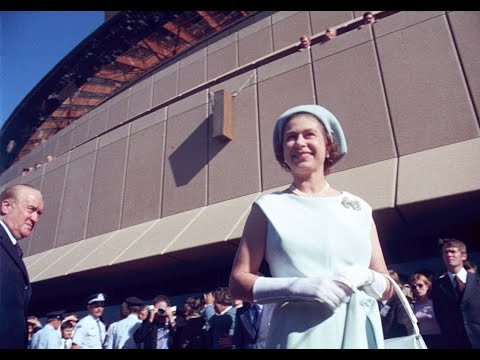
[292,172,327,193]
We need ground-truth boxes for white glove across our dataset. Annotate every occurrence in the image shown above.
[334,267,387,299]
[253,276,351,310]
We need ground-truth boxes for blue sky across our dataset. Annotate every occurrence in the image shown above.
[0,11,105,127]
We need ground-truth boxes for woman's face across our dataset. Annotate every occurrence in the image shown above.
[411,279,429,298]
[283,114,327,174]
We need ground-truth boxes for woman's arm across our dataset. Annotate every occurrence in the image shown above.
[229,203,268,302]
[369,220,393,300]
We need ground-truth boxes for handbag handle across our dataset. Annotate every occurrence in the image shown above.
[384,274,421,336]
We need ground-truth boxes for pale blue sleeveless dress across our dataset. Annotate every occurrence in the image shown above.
[255,191,384,349]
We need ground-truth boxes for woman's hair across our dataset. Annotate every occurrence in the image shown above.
[388,269,402,285]
[409,273,433,299]
[464,259,477,273]
[274,112,341,175]
[183,296,204,317]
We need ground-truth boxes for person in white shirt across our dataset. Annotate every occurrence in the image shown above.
[60,320,75,349]
[72,293,107,349]
[30,310,63,349]
[105,296,144,349]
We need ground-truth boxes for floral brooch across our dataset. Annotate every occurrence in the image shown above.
[341,196,361,211]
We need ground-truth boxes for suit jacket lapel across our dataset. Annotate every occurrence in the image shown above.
[440,275,457,299]
[240,305,257,340]
[462,271,477,303]
[0,230,29,282]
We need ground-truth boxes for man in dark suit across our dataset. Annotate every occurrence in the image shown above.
[234,302,274,349]
[378,292,413,339]
[0,184,44,349]
[432,238,480,348]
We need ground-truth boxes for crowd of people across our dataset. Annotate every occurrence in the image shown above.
[24,287,272,349]
[21,245,479,350]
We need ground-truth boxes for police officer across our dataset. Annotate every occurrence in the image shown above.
[105,296,145,349]
[30,310,64,349]
[72,293,107,349]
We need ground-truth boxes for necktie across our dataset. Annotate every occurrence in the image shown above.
[64,339,69,349]
[251,304,260,331]
[97,320,103,348]
[454,275,465,296]
[14,242,23,258]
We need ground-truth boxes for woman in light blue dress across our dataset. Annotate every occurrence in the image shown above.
[229,104,392,349]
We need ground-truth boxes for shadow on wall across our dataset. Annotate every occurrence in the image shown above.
[168,115,228,187]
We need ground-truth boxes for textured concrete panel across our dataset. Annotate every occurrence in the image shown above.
[257,49,310,82]
[374,11,444,38]
[64,232,115,274]
[69,139,97,163]
[122,122,165,228]
[88,107,109,139]
[272,11,310,50]
[448,11,480,119]
[30,244,76,281]
[207,32,237,54]
[131,108,166,134]
[152,73,178,108]
[108,93,129,129]
[309,11,353,35]
[24,251,51,270]
[87,138,128,238]
[258,65,315,190]
[129,77,153,119]
[168,90,207,118]
[238,14,271,40]
[56,152,96,246]
[42,137,57,165]
[328,159,397,210]
[376,15,479,155]
[238,27,273,66]
[35,236,104,280]
[72,221,156,273]
[98,124,129,148]
[30,165,67,254]
[25,250,54,279]
[207,43,237,81]
[228,194,262,241]
[178,58,206,94]
[71,116,90,148]
[167,193,259,253]
[397,138,480,205]
[272,11,300,24]
[153,63,177,80]
[313,41,396,171]
[208,85,261,204]
[179,46,207,69]
[162,106,208,217]
[54,128,73,157]
[115,207,202,264]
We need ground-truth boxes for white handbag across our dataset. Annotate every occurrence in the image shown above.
[383,275,428,349]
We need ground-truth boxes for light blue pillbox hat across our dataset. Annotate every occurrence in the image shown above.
[273,104,347,165]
